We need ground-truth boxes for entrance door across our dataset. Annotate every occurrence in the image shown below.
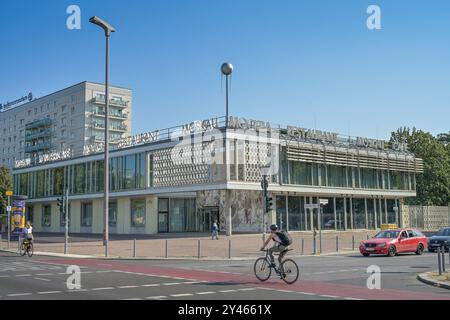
[198,207,219,232]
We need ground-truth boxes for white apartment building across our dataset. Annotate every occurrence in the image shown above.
[0,81,132,171]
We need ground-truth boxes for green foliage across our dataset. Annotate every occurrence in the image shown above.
[0,166,13,214]
[391,128,450,206]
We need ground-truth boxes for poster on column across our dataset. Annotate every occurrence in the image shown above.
[11,199,26,233]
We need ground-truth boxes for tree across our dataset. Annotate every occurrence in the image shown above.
[391,128,450,206]
[0,165,13,215]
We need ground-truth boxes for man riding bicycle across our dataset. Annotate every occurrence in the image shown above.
[22,221,33,246]
[260,224,290,267]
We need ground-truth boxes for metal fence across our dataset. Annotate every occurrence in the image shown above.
[403,205,450,231]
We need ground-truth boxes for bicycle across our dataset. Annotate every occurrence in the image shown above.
[20,238,34,257]
[254,249,299,284]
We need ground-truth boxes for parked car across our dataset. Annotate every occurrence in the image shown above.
[427,227,450,252]
[359,228,427,257]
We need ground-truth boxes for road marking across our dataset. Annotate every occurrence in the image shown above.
[297,292,316,296]
[37,291,62,295]
[0,275,9,278]
[196,291,216,295]
[91,287,115,291]
[15,274,32,277]
[122,298,144,300]
[237,288,256,291]
[345,297,364,300]
[117,285,138,289]
[66,289,88,293]
[171,293,194,297]
[146,296,168,300]
[36,273,54,276]
[219,289,237,293]
[95,270,112,273]
[7,293,33,297]
[34,277,51,282]
[183,281,202,284]
[162,282,182,286]
[141,284,160,287]
[276,289,295,293]
[320,294,340,299]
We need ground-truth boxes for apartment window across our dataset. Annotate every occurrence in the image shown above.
[40,106,43,112]
[28,110,31,116]
[71,106,75,114]
[71,95,76,102]
[61,130,66,138]
[61,117,66,125]
[61,105,66,113]
[20,119,24,125]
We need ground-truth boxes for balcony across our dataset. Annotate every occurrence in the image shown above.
[25,118,53,130]
[25,142,52,153]
[25,129,52,141]
[92,96,129,108]
[93,123,128,132]
[93,110,128,119]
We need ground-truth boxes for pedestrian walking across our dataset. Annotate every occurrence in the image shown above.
[212,220,219,240]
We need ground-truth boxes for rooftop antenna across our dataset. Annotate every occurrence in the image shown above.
[221,62,233,127]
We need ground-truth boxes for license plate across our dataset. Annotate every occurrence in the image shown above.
[366,248,375,252]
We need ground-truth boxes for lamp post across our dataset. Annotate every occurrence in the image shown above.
[221,63,233,127]
[89,16,116,257]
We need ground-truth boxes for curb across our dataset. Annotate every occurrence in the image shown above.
[417,272,450,290]
[1,248,360,261]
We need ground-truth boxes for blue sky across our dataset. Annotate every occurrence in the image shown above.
[0,0,449,139]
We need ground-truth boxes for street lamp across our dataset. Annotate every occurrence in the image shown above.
[89,16,116,257]
[221,63,233,127]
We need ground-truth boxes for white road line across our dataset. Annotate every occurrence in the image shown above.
[320,295,340,299]
[15,274,32,277]
[91,287,115,291]
[66,289,88,293]
[7,293,33,297]
[276,289,295,293]
[0,275,9,278]
[97,264,113,267]
[34,277,51,282]
[195,291,216,295]
[36,273,54,276]
[81,271,93,274]
[345,297,364,300]
[171,293,194,297]
[219,289,237,293]
[297,292,316,296]
[183,281,202,284]
[117,285,138,289]
[237,288,256,291]
[146,296,168,300]
[141,284,160,287]
[162,282,181,286]
[95,270,112,273]
[37,291,62,295]
[122,298,144,300]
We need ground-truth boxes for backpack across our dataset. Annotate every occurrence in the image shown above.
[275,230,292,246]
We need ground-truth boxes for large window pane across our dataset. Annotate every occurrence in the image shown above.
[352,198,366,229]
[367,199,376,230]
[124,154,136,189]
[387,199,398,225]
[36,171,45,198]
[109,202,117,227]
[335,198,345,230]
[321,197,335,230]
[288,196,305,231]
[276,196,287,230]
[170,199,185,232]
[53,167,64,196]
[81,203,92,227]
[289,161,312,185]
[131,199,145,227]
[74,164,86,194]
[42,205,51,227]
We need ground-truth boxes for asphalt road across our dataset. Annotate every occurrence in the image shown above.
[0,250,449,300]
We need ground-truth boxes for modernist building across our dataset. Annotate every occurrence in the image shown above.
[12,115,423,235]
[0,82,132,171]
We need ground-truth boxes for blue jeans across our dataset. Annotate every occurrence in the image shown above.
[212,230,219,239]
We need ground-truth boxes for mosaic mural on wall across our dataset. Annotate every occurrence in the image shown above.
[196,189,266,232]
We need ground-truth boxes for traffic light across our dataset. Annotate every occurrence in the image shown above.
[57,196,65,214]
[265,196,273,212]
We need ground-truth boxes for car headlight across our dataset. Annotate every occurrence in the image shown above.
[377,243,387,248]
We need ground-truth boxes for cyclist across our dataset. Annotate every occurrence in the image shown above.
[22,221,34,246]
[260,224,289,267]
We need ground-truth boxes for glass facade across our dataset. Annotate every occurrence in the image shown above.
[276,195,392,231]
[15,152,146,199]
[109,202,117,227]
[42,205,51,227]
[157,198,197,233]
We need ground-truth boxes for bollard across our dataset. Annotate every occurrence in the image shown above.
[352,235,355,251]
[336,236,339,252]
[198,240,201,259]
[313,233,317,255]
[442,246,446,273]
[165,240,168,258]
[133,239,136,258]
[438,247,442,276]
[301,238,304,256]
[0,234,2,249]
[228,240,231,259]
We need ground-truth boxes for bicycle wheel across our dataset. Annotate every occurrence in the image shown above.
[254,257,272,281]
[27,243,34,257]
[20,243,26,256]
[280,259,299,284]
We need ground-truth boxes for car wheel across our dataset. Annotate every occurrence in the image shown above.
[362,253,370,257]
[387,245,396,257]
[415,244,424,255]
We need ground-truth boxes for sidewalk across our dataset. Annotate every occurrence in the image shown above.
[0,230,375,260]
[417,272,450,290]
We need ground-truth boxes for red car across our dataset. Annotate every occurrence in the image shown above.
[359,228,428,257]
